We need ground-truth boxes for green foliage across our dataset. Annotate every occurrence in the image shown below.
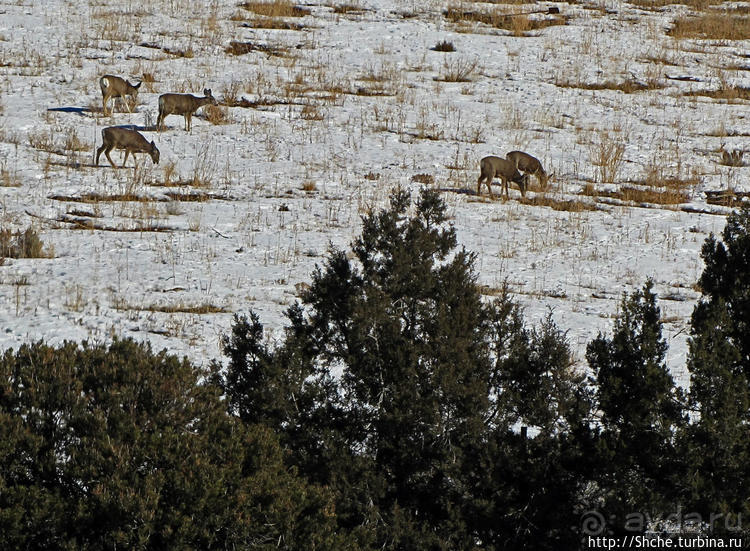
[0,339,345,550]
[218,188,588,550]
[587,280,685,530]
[683,206,750,529]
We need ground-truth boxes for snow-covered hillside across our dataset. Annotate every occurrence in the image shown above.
[2,0,746,384]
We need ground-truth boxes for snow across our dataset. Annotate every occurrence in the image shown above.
[1,0,743,386]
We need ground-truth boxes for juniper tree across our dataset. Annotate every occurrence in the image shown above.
[0,339,346,550]
[683,206,750,532]
[219,188,590,550]
[586,281,686,532]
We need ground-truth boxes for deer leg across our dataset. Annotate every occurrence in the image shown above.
[121,149,131,168]
[95,144,106,166]
[157,112,165,132]
[105,147,117,169]
[185,113,191,132]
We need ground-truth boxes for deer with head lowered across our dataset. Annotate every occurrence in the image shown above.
[477,156,528,199]
[506,151,550,190]
[157,89,217,131]
[95,127,160,168]
[100,75,141,116]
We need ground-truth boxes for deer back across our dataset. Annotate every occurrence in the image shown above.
[102,127,151,151]
[507,151,544,175]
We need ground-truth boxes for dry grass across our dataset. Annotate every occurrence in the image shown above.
[49,192,157,203]
[684,85,750,102]
[163,191,217,202]
[555,78,664,93]
[719,148,745,167]
[204,104,233,125]
[1,160,21,187]
[444,7,567,35]
[582,178,694,205]
[669,14,750,40]
[225,41,288,57]
[520,195,598,212]
[333,3,366,14]
[411,173,435,185]
[704,189,750,207]
[434,56,479,82]
[432,40,456,52]
[163,46,195,58]
[0,226,54,259]
[588,131,626,184]
[240,0,311,17]
[115,301,229,314]
[628,0,720,9]
[242,18,306,30]
[619,186,690,204]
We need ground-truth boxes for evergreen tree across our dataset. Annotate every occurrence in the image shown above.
[683,206,750,533]
[218,188,590,550]
[0,339,348,550]
[586,281,685,532]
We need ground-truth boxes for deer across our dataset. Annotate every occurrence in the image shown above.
[156,89,217,132]
[100,75,141,116]
[95,127,160,168]
[477,156,528,199]
[506,150,550,190]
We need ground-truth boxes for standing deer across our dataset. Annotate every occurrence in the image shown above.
[95,127,160,168]
[157,89,217,131]
[506,150,549,190]
[100,75,141,115]
[477,156,528,199]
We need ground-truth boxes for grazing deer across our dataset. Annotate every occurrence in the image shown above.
[95,127,160,168]
[100,75,141,115]
[477,156,528,199]
[157,89,217,131]
[506,150,549,190]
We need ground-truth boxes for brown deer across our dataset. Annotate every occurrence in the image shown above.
[100,75,141,115]
[506,150,550,190]
[156,89,217,131]
[477,156,528,199]
[95,127,160,168]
